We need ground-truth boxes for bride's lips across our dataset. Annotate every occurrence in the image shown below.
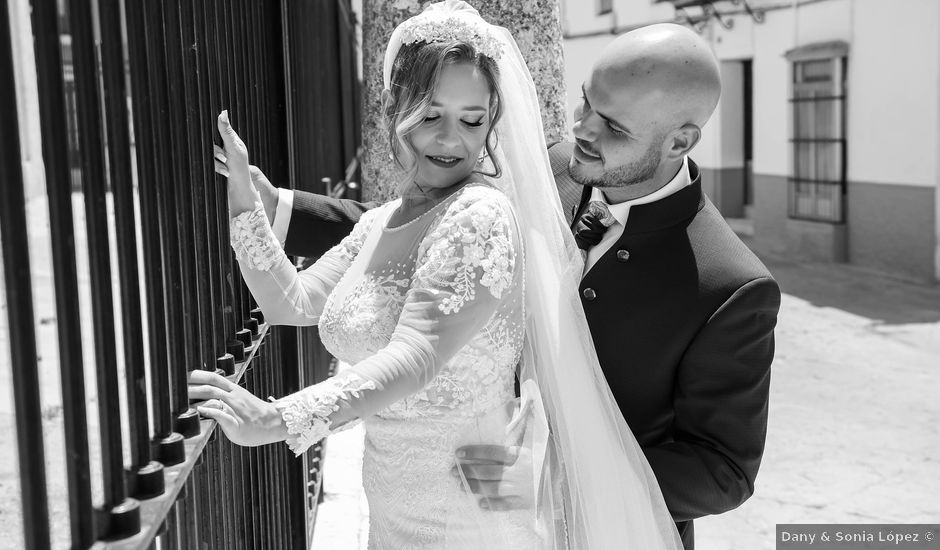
[573,141,601,164]
[426,155,464,168]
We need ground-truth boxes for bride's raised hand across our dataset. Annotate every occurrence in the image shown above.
[216,110,260,216]
[213,146,279,224]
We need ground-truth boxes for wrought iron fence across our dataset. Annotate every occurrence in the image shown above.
[0,0,360,548]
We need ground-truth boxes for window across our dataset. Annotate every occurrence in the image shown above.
[786,42,848,223]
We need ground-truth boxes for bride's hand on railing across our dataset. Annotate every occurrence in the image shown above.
[216,110,263,217]
[188,369,289,447]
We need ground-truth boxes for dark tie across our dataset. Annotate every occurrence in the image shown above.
[574,200,615,251]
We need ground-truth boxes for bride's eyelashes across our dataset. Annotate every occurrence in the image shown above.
[422,114,485,128]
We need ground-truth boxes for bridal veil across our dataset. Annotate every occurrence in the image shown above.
[383,3,683,548]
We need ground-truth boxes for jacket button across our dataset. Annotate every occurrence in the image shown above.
[616,249,630,262]
[582,288,597,301]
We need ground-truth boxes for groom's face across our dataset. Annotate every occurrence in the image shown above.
[570,74,666,189]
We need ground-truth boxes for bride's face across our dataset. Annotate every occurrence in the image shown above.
[409,62,492,190]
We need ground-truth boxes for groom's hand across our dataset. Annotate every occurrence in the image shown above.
[453,445,534,511]
[247,165,279,224]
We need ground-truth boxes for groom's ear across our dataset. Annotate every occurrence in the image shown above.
[665,124,701,160]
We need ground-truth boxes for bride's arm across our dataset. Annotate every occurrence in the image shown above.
[230,201,380,326]
[273,188,522,455]
[217,111,374,326]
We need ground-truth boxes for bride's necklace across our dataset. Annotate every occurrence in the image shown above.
[393,178,474,225]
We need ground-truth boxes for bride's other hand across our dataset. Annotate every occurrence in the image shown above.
[213,145,279,224]
[453,445,535,511]
[188,369,288,447]
[216,110,261,216]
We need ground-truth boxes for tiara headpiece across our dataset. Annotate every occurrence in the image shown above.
[383,1,504,89]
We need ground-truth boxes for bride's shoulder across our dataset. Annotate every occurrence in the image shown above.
[445,181,514,219]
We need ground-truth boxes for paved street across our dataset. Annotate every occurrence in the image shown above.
[310,248,940,549]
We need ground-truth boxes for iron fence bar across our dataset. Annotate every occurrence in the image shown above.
[263,339,281,549]
[161,0,203,378]
[222,0,252,354]
[198,436,217,549]
[66,0,142,536]
[237,0,261,343]
[124,0,186,467]
[201,0,230,359]
[97,0,168,500]
[100,325,270,549]
[184,460,203,547]
[205,0,243,364]
[177,0,216,381]
[279,0,297,194]
[26,1,97,546]
[221,0,243,338]
[0,4,51,548]
[253,0,271,180]
[192,0,232,377]
[141,0,193,436]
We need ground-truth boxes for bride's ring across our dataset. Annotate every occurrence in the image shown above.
[204,398,226,411]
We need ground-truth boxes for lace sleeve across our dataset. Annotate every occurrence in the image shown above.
[230,201,380,326]
[273,186,522,454]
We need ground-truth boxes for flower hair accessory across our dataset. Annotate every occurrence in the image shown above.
[398,13,503,61]
[383,1,506,89]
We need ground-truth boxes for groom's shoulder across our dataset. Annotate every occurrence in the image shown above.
[546,142,583,223]
[547,141,575,178]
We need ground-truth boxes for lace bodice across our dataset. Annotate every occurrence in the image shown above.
[231,183,534,548]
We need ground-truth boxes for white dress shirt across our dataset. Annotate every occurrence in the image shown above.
[271,187,295,246]
[583,156,691,274]
[272,156,691,273]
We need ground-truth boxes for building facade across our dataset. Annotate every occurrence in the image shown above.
[559,0,940,284]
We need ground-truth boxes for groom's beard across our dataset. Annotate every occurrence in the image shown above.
[570,137,662,189]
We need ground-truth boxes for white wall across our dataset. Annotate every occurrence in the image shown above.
[561,0,673,36]
[696,61,744,169]
[848,0,939,188]
[561,0,615,36]
[749,6,794,176]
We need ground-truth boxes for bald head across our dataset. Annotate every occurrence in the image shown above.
[593,23,720,129]
[570,24,721,201]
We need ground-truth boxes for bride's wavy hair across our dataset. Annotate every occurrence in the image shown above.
[384,40,503,182]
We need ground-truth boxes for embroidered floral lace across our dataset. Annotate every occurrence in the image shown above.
[230,184,534,548]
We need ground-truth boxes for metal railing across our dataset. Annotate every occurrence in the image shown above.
[0,0,360,548]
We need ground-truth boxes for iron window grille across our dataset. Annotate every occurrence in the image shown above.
[786,44,848,223]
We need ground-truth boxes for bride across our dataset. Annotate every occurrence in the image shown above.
[189,2,681,548]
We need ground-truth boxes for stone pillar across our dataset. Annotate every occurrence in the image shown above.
[360,0,568,202]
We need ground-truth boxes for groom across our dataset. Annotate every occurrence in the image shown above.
[252,24,779,549]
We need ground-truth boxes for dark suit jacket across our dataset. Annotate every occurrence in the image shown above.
[282,142,780,550]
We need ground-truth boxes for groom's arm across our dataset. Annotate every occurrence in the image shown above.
[282,188,380,258]
[644,276,780,523]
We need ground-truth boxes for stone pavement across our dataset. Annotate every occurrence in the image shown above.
[309,250,940,549]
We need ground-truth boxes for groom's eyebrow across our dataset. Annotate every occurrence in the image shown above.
[581,84,634,136]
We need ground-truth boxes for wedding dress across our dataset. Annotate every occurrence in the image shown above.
[230,182,541,548]
[229,3,683,548]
